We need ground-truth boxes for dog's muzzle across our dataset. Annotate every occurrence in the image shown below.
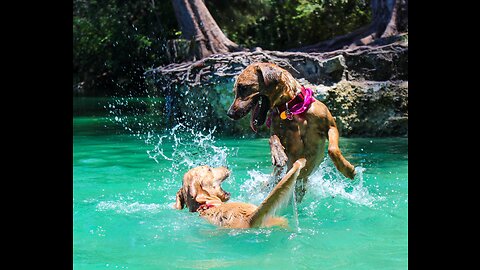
[226,108,237,119]
[227,97,257,120]
[227,104,247,120]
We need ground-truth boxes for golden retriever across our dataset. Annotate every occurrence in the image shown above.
[174,158,306,229]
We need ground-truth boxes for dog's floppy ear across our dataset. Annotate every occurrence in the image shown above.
[191,181,209,204]
[181,170,201,211]
[174,188,185,210]
[191,180,220,206]
[194,190,218,206]
[195,193,209,205]
[256,63,282,87]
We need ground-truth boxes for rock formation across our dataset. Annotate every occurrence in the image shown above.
[145,36,408,137]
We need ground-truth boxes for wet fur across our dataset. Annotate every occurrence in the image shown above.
[175,159,306,229]
[227,62,356,202]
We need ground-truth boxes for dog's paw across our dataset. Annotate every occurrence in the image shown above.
[269,135,288,167]
[346,165,356,179]
[294,158,306,169]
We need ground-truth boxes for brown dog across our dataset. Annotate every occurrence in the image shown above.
[174,159,306,229]
[227,62,356,202]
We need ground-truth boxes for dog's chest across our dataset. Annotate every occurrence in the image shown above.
[274,114,325,142]
[272,113,327,169]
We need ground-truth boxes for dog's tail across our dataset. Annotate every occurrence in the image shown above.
[249,158,306,228]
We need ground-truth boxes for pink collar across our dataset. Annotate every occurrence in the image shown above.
[197,203,215,212]
[266,86,315,127]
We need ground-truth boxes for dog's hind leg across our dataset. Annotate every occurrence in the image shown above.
[327,126,356,179]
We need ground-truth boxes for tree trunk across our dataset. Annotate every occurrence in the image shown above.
[170,0,240,60]
[294,0,408,53]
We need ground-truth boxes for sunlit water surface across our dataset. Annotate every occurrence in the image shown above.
[74,116,407,269]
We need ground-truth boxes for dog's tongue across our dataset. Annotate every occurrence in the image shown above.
[250,96,269,133]
[250,105,259,133]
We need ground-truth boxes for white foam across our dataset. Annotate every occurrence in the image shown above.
[141,123,233,190]
[96,201,165,214]
[145,123,230,168]
[307,158,378,206]
[239,170,275,205]
[239,158,380,207]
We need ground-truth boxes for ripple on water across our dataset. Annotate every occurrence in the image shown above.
[96,201,166,214]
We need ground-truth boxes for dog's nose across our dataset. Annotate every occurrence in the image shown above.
[226,108,236,119]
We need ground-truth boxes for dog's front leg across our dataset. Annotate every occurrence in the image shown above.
[269,134,288,186]
[269,134,288,167]
[327,126,356,179]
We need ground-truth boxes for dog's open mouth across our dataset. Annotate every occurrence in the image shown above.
[250,95,270,133]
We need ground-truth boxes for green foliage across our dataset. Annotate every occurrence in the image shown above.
[207,0,371,51]
[73,0,179,96]
[74,0,371,96]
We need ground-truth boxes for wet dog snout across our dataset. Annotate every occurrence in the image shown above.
[227,108,237,119]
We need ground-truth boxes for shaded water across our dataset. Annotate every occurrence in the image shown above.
[73,115,407,269]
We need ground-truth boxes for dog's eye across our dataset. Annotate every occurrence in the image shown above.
[237,85,247,95]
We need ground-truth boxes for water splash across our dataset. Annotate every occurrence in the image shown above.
[239,157,378,208]
[145,123,229,167]
[239,170,276,205]
[96,201,164,214]
[105,96,165,137]
[142,123,232,189]
[307,158,377,206]
[105,87,235,195]
[291,190,300,233]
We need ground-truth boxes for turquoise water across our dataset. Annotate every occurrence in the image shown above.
[73,116,408,270]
